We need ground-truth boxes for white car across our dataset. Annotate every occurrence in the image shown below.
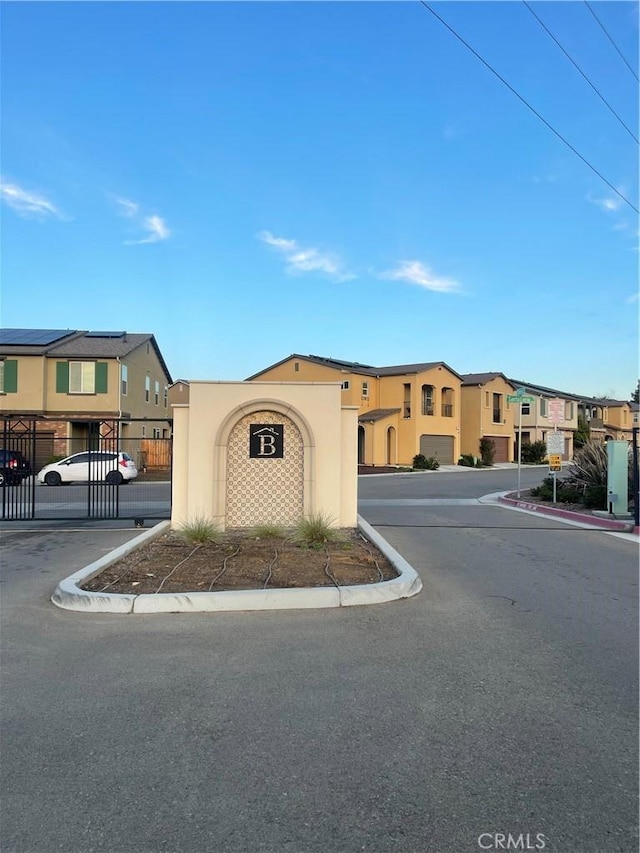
[37,451,138,486]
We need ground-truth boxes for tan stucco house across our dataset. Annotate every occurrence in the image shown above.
[579,398,635,442]
[460,373,516,462]
[246,354,463,466]
[507,378,581,460]
[0,328,173,466]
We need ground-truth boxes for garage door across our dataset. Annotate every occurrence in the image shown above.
[420,434,455,464]
[484,435,509,463]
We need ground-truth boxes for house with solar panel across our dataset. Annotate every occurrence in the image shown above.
[0,329,173,471]
[246,353,463,466]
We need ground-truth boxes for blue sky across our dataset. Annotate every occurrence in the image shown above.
[1,1,638,398]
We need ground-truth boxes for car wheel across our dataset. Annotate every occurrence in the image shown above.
[106,470,124,485]
[0,472,5,487]
[44,471,62,486]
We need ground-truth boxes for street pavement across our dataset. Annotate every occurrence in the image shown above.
[1,468,638,853]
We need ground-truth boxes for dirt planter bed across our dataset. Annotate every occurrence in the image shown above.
[52,518,423,613]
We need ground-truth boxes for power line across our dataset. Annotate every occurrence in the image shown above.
[584,0,639,83]
[523,0,638,144]
[419,1,639,215]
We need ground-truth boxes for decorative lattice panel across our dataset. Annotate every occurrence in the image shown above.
[226,410,304,528]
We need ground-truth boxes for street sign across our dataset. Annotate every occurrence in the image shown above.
[548,454,562,472]
[548,398,565,425]
[546,432,564,455]
[507,394,534,404]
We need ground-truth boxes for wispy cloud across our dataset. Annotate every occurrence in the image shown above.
[258,230,355,281]
[115,193,170,245]
[380,260,461,294]
[0,178,61,219]
[587,192,624,214]
[626,292,639,304]
[125,215,171,245]
[115,196,139,218]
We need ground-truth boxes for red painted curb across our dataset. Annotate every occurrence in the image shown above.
[499,496,635,533]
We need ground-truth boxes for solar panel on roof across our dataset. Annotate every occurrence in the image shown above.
[0,329,74,346]
[84,331,126,338]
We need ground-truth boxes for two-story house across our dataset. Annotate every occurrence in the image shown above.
[577,397,636,443]
[460,373,516,462]
[507,379,581,460]
[246,354,463,466]
[0,329,173,468]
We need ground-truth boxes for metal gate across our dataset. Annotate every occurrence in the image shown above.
[1,418,172,521]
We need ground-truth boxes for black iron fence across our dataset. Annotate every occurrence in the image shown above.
[1,417,172,521]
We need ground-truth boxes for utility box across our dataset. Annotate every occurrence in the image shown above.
[607,440,629,515]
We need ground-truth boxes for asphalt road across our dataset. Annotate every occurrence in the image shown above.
[1,468,638,853]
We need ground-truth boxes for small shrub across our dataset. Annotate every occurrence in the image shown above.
[530,477,554,501]
[178,515,221,544]
[290,512,342,548]
[521,440,547,465]
[530,477,583,504]
[583,485,607,509]
[413,454,439,470]
[458,454,476,467]
[251,523,286,539]
[479,438,495,467]
[46,454,66,465]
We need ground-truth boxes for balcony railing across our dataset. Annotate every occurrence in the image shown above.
[441,404,453,418]
[403,404,411,419]
[422,404,434,416]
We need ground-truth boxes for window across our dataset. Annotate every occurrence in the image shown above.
[121,364,128,396]
[422,385,434,416]
[145,376,151,402]
[154,380,160,405]
[362,381,369,399]
[69,361,95,394]
[152,428,161,438]
[485,391,490,407]
[521,403,531,415]
[566,402,574,420]
[403,383,411,418]
[540,398,548,417]
[341,380,350,390]
[142,426,146,438]
[492,393,502,424]
[163,385,168,407]
[294,362,300,372]
[0,361,4,393]
[441,387,454,418]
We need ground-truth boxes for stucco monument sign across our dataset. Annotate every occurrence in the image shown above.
[171,381,358,531]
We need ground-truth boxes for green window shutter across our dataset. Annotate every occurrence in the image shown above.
[95,362,108,394]
[56,361,69,393]
[4,360,18,393]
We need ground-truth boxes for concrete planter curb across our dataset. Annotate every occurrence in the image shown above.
[51,516,422,614]
[498,494,635,532]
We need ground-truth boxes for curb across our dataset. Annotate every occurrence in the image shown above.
[498,494,635,532]
[51,516,423,614]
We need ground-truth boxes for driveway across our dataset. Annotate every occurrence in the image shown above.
[1,470,638,853]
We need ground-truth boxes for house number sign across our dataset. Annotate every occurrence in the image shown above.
[249,424,284,458]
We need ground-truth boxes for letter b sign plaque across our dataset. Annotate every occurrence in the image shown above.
[249,424,284,458]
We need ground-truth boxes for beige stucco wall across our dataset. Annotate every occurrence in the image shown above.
[171,381,358,531]
[0,356,45,413]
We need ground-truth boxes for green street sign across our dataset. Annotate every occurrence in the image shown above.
[507,394,534,403]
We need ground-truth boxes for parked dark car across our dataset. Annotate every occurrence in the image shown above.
[0,449,32,485]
